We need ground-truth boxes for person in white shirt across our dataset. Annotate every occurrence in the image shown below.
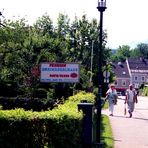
[125,84,138,118]
[106,84,118,116]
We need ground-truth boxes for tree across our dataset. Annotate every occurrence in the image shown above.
[0,13,109,98]
[135,43,148,58]
[111,45,131,62]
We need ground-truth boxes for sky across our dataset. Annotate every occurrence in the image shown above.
[1,0,148,49]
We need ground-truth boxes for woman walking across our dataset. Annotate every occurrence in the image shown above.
[125,84,138,118]
[106,84,118,116]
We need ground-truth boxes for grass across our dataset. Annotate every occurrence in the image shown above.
[102,99,108,109]
[101,114,114,148]
[92,100,114,148]
[101,100,114,148]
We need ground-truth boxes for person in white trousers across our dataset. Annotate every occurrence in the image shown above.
[106,84,118,116]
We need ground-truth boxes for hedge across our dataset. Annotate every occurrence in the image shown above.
[0,97,55,111]
[0,91,96,148]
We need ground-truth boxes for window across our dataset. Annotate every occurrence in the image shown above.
[141,76,145,81]
[122,80,126,86]
[134,76,138,81]
[115,80,118,86]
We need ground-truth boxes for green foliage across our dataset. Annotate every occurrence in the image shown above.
[111,45,131,62]
[102,100,108,109]
[0,13,109,99]
[0,89,113,148]
[136,43,148,58]
[101,115,114,148]
[0,97,54,111]
[93,113,113,148]
[0,108,82,148]
[0,91,96,148]
[142,86,148,96]
[111,43,148,62]
[68,91,95,103]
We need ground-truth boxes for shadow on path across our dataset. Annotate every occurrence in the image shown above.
[136,107,148,110]
[133,117,148,121]
[110,114,148,122]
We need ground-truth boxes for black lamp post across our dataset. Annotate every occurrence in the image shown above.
[96,0,107,144]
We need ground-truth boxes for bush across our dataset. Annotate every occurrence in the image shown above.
[0,97,56,111]
[0,91,96,148]
[0,81,18,97]
[68,91,95,103]
[142,86,148,96]
[0,109,83,148]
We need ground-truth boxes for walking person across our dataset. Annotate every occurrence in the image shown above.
[125,84,138,118]
[106,84,118,116]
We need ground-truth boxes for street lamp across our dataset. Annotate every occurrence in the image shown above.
[95,0,107,145]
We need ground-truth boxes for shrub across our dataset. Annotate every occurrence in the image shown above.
[0,97,55,111]
[0,91,96,148]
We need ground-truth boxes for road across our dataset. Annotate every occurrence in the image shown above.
[102,96,148,148]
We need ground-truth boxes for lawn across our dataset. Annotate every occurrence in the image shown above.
[101,114,114,148]
[92,100,114,148]
[101,100,114,148]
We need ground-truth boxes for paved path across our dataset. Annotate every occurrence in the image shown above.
[102,96,148,148]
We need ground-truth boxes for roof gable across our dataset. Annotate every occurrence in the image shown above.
[112,61,130,78]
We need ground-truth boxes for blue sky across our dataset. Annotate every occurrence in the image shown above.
[1,0,148,49]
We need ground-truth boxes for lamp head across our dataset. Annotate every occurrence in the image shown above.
[97,0,107,12]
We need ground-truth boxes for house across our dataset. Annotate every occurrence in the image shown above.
[127,57,148,89]
[112,61,130,95]
[112,57,148,94]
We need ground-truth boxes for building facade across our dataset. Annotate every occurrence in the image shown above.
[112,57,148,94]
[127,57,148,88]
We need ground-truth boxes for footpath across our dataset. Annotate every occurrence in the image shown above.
[102,96,148,148]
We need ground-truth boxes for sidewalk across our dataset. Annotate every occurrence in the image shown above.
[102,96,148,148]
